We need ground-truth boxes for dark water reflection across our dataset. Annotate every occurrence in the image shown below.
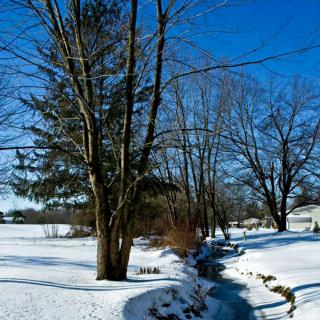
[197,248,256,320]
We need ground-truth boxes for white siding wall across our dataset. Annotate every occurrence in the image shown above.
[287,222,310,230]
[287,205,320,230]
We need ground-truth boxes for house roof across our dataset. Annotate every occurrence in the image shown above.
[2,216,25,221]
[244,218,260,223]
[287,215,312,223]
[290,204,320,214]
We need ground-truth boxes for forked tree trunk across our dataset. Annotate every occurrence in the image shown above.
[95,202,134,280]
[89,164,131,281]
[95,0,138,281]
[111,188,143,280]
[97,0,168,281]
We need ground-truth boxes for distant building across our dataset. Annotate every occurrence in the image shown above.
[243,217,260,228]
[2,217,14,224]
[228,221,241,228]
[261,216,273,228]
[287,205,320,230]
[0,211,26,224]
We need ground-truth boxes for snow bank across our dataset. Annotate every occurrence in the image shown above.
[216,228,320,319]
[124,250,210,320]
[122,243,217,319]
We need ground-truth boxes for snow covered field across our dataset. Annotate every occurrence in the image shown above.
[0,225,212,320]
[216,228,320,319]
[2,225,319,320]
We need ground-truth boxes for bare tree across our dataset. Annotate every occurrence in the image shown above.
[223,75,320,231]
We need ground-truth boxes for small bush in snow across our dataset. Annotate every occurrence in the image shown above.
[313,221,320,235]
[66,225,92,238]
[43,224,59,238]
[135,267,161,275]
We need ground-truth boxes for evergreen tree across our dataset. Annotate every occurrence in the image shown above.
[12,0,128,210]
[11,0,174,281]
[12,210,25,224]
[313,222,320,235]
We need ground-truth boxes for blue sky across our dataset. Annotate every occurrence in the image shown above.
[194,0,320,77]
[1,0,320,212]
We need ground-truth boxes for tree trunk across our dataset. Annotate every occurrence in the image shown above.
[211,210,216,238]
[91,176,112,280]
[91,170,132,281]
[278,194,288,232]
[203,198,209,237]
[278,209,287,232]
[269,209,282,232]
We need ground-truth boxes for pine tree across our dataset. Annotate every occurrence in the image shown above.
[12,0,128,211]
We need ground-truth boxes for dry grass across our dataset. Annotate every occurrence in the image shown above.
[271,285,296,305]
[148,228,200,257]
[149,236,166,249]
[256,273,277,283]
[164,228,200,257]
[255,273,296,315]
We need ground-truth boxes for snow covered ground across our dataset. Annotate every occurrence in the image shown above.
[2,225,319,319]
[214,228,320,319]
[0,225,214,320]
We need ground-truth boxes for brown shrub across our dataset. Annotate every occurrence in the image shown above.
[164,228,200,257]
[149,237,166,249]
[70,207,96,230]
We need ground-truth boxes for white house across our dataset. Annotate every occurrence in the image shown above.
[228,221,240,228]
[287,205,320,230]
[243,217,260,228]
[0,216,25,224]
[3,217,14,224]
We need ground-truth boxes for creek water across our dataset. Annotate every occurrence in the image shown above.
[198,246,256,320]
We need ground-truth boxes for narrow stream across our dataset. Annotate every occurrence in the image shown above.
[197,245,256,320]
